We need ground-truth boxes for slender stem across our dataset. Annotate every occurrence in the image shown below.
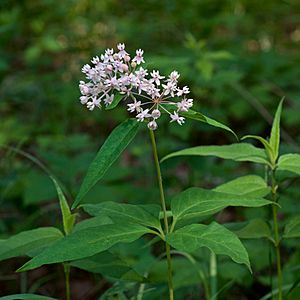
[64,263,71,300]
[210,251,218,300]
[149,129,174,300]
[271,169,282,300]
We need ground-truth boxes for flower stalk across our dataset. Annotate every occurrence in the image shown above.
[149,129,174,300]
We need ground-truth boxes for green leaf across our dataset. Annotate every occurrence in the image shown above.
[214,175,271,198]
[161,104,237,138]
[166,222,251,271]
[82,202,161,230]
[73,216,113,232]
[277,154,300,176]
[105,93,124,110]
[71,252,144,282]
[52,177,75,235]
[72,119,140,208]
[0,227,63,262]
[283,216,300,239]
[233,219,272,240]
[161,143,269,165]
[18,223,150,272]
[171,187,272,225]
[241,135,274,163]
[269,98,284,161]
[0,294,57,300]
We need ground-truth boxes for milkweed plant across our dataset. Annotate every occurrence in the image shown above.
[1,44,300,300]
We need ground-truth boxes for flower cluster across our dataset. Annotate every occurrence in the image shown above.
[79,43,193,130]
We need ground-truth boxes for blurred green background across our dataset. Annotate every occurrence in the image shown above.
[0,0,300,299]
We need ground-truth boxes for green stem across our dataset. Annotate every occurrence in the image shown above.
[149,130,174,300]
[210,251,218,300]
[64,263,71,300]
[271,169,282,300]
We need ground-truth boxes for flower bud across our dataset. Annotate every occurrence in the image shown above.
[147,120,158,130]
[131,61,137,68]
[124,55,131,62]
[121,63,129,73]
[152,109,161,119]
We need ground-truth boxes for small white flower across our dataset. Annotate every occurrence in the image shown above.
[162,81,177,97]
[168,71,180,83]
[177,86,190,96]
[133,49,145,65]
[170,111,185,125]
[87,97,101,111]
[150,70,165,85]
[177,98,193,112]
[127,100,142,112]
[117,43,128,58]
[80,96,88,104]
[136,108,151,122]
[148,120,158,130]
[104,94,114,106]
[79,81,90,95]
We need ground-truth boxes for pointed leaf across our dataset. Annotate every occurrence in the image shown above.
[82,202,161,230]
[277,154,300,176]
[270,99,284,161]
[214,175,271,198]
[166,222,251,271]
[105,93,124,110]
[242,135,274,163]
[0,227,63,262]
[171,187,272,225]
[52,177,75,235]
[180,109,237,139]
[161,104,237,138]
[283,216,300,239]
[233,219,272,240]
[161,143,269,165]
[73,119,140,208]
[0,295,57,300]
[18,223,150,272]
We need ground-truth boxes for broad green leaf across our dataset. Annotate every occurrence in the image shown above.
[105,93,124,110]
[0,295,57,300]
[82,202,161,230]
[214,175,271,198]
[52,177,75,235]
[171,187,272,225]
[71,252,144,282]
[166,222,251,271]
[73,216,113,232]
[0,227,63,262]
[283,216,300,239]
[277,154,300,176]
[161,143,269,165]
[233,219,272,240]
[18,223,150,272]
[242,135,274,163]
[269,99,284,162]
[161,104,237,138]
[73,119,140,208]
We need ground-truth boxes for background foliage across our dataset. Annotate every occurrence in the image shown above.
[1,0,300,299]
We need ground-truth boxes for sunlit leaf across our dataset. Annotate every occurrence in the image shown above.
[82,202,161,230]
[166,222,251,271]
[0,228,63,262]
[161,143,269,165]
[18,223,150,272]
[277,154,300,176]
[73,119,140,208]
[214,175,271,198]
[171,187,272,225]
